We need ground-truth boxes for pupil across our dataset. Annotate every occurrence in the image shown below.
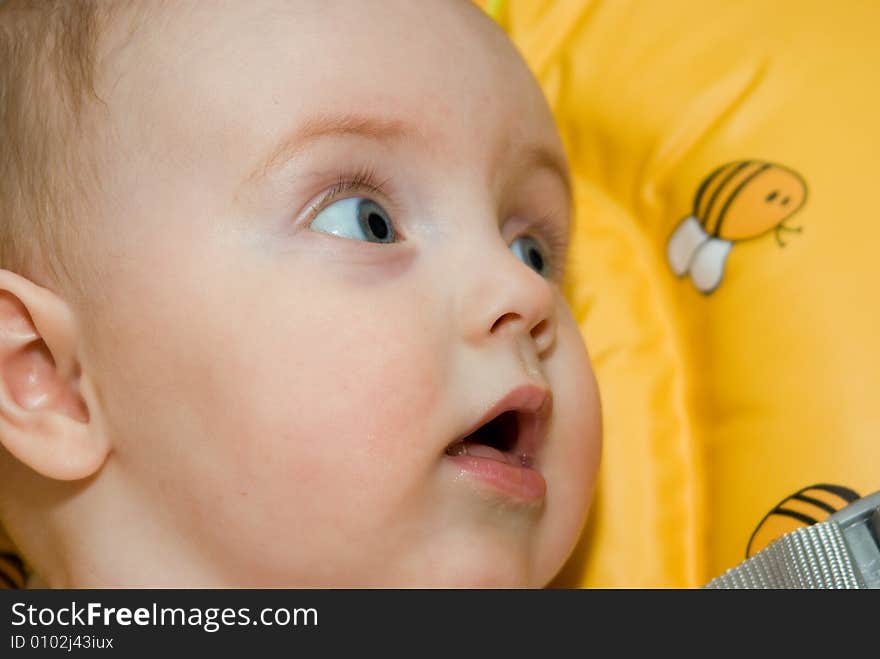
[368,212,388,240]
[528,247,544,272]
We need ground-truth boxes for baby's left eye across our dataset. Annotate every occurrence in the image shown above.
[510,235,549,277]
[309,197,396,243]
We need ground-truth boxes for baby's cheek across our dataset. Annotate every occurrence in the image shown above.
[232,300,448,506]
[558,312,601,478]
[538,310,602,575]
[163,294,451,581]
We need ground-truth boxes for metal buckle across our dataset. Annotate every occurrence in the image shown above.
[828,490,880,588]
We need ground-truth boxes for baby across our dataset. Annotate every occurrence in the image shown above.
[0,0,601,587]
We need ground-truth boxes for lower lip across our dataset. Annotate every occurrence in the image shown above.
[445,454,546,502]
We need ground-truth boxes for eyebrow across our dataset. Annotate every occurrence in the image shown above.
[246,113,418,185]
[245,112,573,215]
[516,143,572,210]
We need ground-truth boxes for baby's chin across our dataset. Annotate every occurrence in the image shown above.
[384,559,540,589]
[372,525,561,588]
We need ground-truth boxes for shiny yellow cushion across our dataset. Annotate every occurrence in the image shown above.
[482,0,880,587]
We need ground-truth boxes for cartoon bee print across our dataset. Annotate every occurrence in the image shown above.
[667,160,807,294]
[0,551,26,589]
[746,483,860,558]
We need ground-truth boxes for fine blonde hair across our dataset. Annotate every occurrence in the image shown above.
[0,0,107,290]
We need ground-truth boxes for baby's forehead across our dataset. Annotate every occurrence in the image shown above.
[109,1,541,119]
[100,1,559,189]
[114,1,511,79]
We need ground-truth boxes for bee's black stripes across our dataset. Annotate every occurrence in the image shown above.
[808,483,861,504]
[744,483,863,558]
[692,163,729,218]
[0,569,17,589]
[713,163,770,237]
[790,492,838,515]
[772,507,820,527]
[0,551,25,589]
[700,160,751,232]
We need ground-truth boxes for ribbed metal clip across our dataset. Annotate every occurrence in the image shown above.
[827,490,880,588]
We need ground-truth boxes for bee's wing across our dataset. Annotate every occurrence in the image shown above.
[689,238,732,294]
[667,216,708,276]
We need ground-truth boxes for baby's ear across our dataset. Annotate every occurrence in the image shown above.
[0,269,108,481]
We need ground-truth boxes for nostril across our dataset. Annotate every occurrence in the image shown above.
[530,319,548,340]
[490,314,553,349]
[490,312,520,334]
[531,318,556,354]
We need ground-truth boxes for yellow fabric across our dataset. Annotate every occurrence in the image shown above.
[480,0,880,587]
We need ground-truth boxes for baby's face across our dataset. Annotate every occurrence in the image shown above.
[81,0,600,586]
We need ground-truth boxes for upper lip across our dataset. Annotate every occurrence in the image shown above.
[450,383,552,463]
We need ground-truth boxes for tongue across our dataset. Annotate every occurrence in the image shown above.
[447,438,508,463]
[462,442,507,462]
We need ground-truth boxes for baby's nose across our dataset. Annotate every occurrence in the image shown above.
[456,240,557,355]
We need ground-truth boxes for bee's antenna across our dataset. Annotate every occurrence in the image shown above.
[774,223,803,247]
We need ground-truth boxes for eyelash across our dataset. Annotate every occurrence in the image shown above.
[524,215,570,282]
[305,169,569,281]
[305,166,393,223]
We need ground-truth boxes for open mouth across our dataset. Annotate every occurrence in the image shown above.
[443,385,551,502]
[445,410,535,468]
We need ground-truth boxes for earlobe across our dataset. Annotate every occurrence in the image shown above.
[0,270,109,481]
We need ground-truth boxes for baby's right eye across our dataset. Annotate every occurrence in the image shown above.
[309,197,396,244]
